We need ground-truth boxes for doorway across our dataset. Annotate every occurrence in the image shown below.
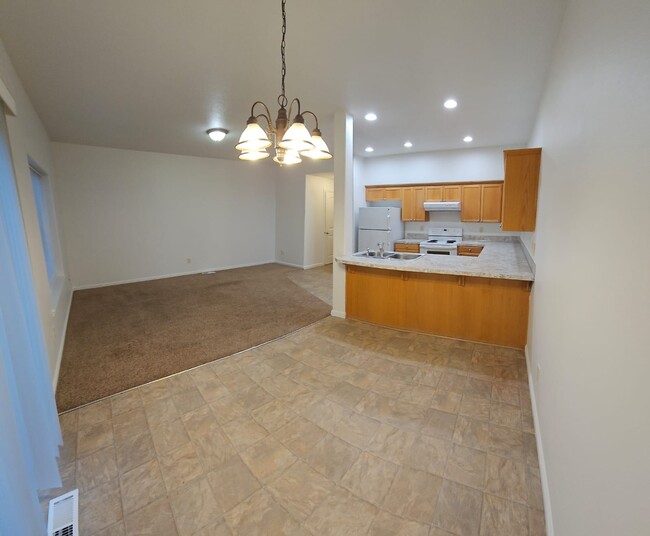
[304,173,334,268]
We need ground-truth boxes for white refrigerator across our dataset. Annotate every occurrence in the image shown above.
[357,207,404,251]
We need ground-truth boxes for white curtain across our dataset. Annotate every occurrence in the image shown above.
[0,105,62,533]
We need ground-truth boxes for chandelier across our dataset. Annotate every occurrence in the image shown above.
[236,0,332,165]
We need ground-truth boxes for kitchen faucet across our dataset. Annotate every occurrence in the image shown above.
[377,242,385,257]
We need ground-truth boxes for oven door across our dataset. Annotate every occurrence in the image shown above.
[419,245,457,256]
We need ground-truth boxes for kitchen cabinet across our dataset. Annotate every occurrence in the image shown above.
[461,183,503,223]
[424,186,443,201]
[346,265,530,348]
[458,245,484,257]
[395,243,420,253]
[461,185,482,222]
[501,148,542,231]
[481,183,503,223]
[366,186,402,202]
[443,185,461,202]
[401,187,426,222]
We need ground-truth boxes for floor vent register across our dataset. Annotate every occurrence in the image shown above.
[47,489,78,536]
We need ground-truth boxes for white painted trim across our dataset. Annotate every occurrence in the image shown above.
[330,309,346,319]
[303,262,324,270]
[51,284,72,391]
[274,260,304,269]
[525,344,554,536]
[72,260,277,290]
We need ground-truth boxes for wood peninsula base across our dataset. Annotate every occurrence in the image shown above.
[345,265,531,349]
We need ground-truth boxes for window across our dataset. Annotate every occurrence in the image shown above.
[29,163,62,286]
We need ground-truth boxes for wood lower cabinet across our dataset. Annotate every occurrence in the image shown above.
[401,187,426,221]
[502,148,541,231]
[346,265,530,348]
[457,245,484,257]
[394,243,421,253]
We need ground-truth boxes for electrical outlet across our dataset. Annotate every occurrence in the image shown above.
[186,257,191,264]
[536,363,541,381]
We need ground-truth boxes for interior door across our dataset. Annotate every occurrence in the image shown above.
[324,189,334,264]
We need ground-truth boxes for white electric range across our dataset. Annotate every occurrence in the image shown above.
[419,227,463,255]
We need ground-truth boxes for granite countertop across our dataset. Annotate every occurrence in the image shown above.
[337,240,535,281]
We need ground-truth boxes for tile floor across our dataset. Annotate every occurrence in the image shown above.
[287,264,333,306]
[43,317,545,535]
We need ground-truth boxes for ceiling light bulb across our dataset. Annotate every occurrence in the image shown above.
[364,113,378,121]
[365,147,374,153]
[239,150,269,161]
[463,136,473,142]
[207,128,229,142]
[404,141,413,148]
[444,99,458,109]
[278,117,315,152]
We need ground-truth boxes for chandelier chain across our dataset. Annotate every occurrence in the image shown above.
[278,0,288,108]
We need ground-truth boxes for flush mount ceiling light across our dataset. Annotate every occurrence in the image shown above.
[364,112,378,121]
[365,147,374,153]
[463,135,473,142]
[207,128,229,142]
[236,0,332,165]
[403,141,413,148]
[443,99,458,109]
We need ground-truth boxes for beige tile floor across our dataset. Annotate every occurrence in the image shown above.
[43,317,545,536]
[287,264,333,306]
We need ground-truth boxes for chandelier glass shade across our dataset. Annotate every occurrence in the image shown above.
[236,0,332,165]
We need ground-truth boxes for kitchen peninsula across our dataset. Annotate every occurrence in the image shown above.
[337,239,534,349]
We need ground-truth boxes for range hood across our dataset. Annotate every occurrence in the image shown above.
[423,201,461,212]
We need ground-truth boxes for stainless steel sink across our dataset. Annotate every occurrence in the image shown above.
[353,251,423,260]
[391,252,424,260]
[353,250,397,259]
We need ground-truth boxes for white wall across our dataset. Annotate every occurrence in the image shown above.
[525,1,650,534]
[53,143,277,288]
[0,38,71,384]
[362,145,520,185]
[304,173,334,268]
[275,161,334,268]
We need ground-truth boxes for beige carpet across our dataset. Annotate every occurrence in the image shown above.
[56,263,331,411]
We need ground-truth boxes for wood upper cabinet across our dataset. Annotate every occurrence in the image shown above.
[461,183,503,223]
[481,183,503,223]
[501,148,542,231]
[366,186,402,202]
[461,185,482,222]
[401,187,426,221]
[425,186,443,201]
[443,185,461,201]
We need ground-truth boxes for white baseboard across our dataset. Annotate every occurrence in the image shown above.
[72,260,277,290]
[525,344,554,536]
[274,260,305,269]
[303,262,325,270]
[52,285,73,391]
[330,309,346,319]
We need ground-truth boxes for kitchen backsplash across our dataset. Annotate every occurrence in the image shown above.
[404,213,519,238]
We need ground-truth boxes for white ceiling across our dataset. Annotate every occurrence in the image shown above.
[0,0,566,160]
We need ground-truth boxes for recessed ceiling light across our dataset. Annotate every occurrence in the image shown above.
[443,99,458,109]
[404,141,413,148]
[365,146,374,153]
[207,128,229,141]
[364,113,378,121]
[463,135,473,142]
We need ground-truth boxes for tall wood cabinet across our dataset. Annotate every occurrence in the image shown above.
[501,148,542,231]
